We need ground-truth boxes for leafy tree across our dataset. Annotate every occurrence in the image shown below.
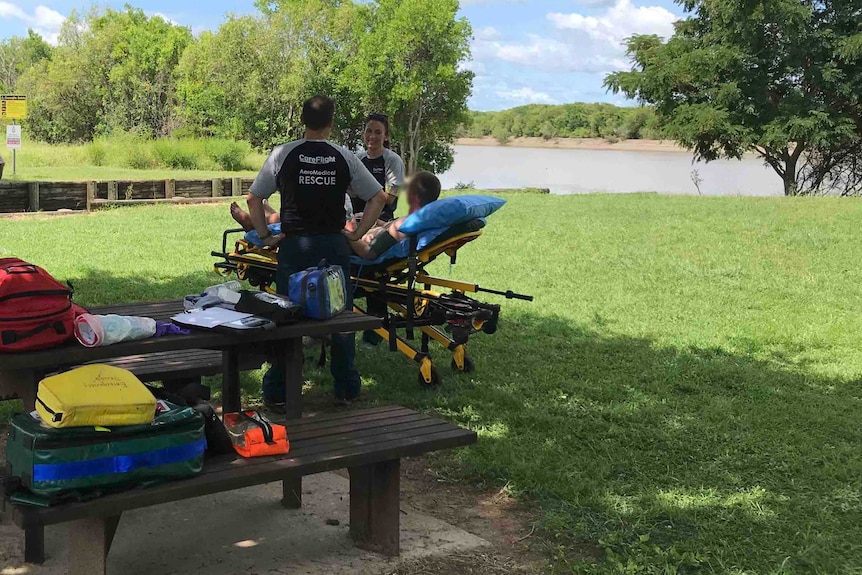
[177,15,307,149]
[178,0,369,150]
[257,0,369,150]
[0,30,52,93]
[605,0,862,196]
[352,0,473,173]
[18,14,104,143]
[13,0,474,160]
[20,8,191,142]
[95,9,192,136]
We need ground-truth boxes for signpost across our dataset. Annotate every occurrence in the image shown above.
[1,95,27,176]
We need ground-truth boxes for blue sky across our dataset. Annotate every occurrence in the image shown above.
[0,0,685,111]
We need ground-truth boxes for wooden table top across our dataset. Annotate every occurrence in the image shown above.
[0,300,381,372]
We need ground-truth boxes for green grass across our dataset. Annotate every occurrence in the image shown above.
[0,137,266,181]
[2,193,862,574]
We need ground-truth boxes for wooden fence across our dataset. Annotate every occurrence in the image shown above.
[0,177,255,214]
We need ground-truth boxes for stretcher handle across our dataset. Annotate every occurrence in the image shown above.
[476,287,534,302]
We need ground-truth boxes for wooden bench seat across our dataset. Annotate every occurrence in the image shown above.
[96,349,266,384]
[8,405,477,574]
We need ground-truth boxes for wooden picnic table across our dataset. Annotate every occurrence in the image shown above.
[0,301,480,572]
[0,300,382,421]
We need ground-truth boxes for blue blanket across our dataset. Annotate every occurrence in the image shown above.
[244,224,453,266]
[244,196,505,266]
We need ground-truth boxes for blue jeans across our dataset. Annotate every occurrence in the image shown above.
[262,233,360,402]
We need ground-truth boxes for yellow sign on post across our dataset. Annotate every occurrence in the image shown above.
[1,95,27,120]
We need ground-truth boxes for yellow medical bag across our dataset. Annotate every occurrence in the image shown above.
[35,364,156,429]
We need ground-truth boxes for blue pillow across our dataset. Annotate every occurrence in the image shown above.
[398,195,506,235]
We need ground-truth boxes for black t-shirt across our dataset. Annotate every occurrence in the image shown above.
[353,155,389,217]
[250,139,381,236]
[354,149,404,222]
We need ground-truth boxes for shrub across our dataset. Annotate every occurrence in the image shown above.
[152,139,200,170]
[205,139,252,171]
[86,140,108,166]
[492,127,510,145]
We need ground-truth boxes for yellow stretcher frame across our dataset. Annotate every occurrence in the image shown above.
[213,224,531,387]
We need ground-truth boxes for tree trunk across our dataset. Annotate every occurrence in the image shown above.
[783,144,805,196]
[783,169,798,196]
[405,99,425,175]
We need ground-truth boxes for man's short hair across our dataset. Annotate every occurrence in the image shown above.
[302,95,335,130]
[412,171,442,207]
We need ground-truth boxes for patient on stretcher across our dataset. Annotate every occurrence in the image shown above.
[230,194,355,233]
[231,172,441,261]
[348,171,441,260]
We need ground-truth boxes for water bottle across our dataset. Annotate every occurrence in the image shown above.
[204,281,242,297]
[216,286,242,305]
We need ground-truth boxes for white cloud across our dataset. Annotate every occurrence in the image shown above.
[497,86,557,105]
[549,0,677,47]
[474,26,501,41]
[149,12,180,26]
[470,0,678,76]
[0,3,26,20]
[0,2,65,44]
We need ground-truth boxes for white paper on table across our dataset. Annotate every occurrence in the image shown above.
[171,308,253,329]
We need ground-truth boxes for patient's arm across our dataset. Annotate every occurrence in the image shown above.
[350,223,395,260]
[353,212,388,228]
[350,238,375,259]
[389,217,409,242]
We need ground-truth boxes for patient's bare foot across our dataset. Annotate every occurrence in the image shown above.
[230,202,254,232]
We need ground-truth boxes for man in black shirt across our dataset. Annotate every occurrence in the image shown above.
[247,94,387,408]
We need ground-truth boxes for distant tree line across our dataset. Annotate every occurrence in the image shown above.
[459,104,669,143]
[0,0,473,173]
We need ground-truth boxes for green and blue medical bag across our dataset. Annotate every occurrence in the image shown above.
[4,402,206,503]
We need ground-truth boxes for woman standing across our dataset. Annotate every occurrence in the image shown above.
[354,113,405,221]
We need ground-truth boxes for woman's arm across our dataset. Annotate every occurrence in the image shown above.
[384,185,400,205]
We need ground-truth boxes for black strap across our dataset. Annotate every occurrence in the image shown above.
[299,272,309,309]
[405,236,419,340]
[1,321,66,345]
[36,397,63,423]
[240,411,276,445]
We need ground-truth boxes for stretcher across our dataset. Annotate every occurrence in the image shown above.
[212,218,532,386]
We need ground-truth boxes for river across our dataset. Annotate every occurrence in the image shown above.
[439,145,784,196]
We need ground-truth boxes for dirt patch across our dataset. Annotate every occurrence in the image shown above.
[397,458,544,573]
[385,551,527,575]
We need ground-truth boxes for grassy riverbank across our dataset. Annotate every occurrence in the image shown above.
[1,193,861,574]
[0,137,266,182]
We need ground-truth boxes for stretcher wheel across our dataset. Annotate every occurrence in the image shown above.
[482,320,498,335]
[452,356,475,374]
[419,366,442,388]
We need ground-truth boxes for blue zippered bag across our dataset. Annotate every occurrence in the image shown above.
[288,261,347,320]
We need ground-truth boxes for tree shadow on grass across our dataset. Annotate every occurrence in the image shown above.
[67,267,224,308]
[356,309,862,574]
[11,267,862,572]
